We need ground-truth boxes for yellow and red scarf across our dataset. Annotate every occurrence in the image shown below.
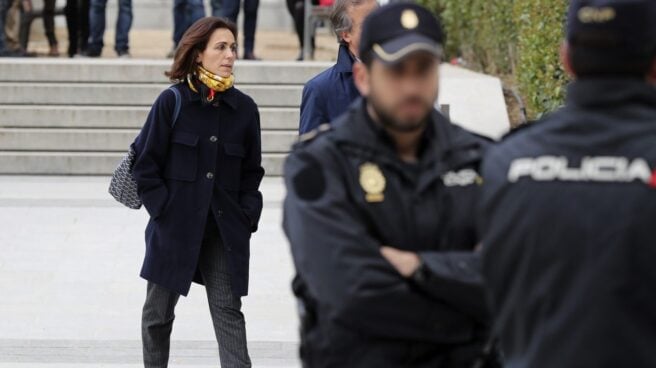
[188,65,234,102]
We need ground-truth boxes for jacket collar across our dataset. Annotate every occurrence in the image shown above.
[332,98,475,162]
[331,99,483,190]
[567,78,656,109]
[182,80,239,109]
[334,44,356,74]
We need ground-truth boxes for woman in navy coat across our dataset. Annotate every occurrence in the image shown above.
[132,17,264,368]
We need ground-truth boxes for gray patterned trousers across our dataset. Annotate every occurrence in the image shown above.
[141,215,251,368]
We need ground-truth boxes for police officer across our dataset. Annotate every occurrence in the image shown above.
[283,3,496,367]
[479,1,656,367]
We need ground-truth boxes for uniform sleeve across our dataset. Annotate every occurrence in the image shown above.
[239,106,265,232]
[283,149,473,343]
[299,82,329,135]
[416,251,489,324]
[132,90,175,219]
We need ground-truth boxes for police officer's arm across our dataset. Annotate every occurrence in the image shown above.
[415,251,489,323]
[239,107,265,232]
[132,89,175,219]
[381,247,488,323]
[299,82,329,135]
[284,150,468,342]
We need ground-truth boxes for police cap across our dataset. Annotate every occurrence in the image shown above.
[567,0,656,76]
[359,2,444,65]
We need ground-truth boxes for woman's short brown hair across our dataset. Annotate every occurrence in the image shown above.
[165,17,238,82]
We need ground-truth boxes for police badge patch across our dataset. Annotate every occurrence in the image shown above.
[359,162,386,203]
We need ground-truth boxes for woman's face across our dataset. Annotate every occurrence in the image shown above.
[197,28,237,78]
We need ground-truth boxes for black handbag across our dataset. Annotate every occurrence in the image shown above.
[108,86,182,209]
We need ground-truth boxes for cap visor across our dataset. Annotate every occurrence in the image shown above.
[372,33,443,64]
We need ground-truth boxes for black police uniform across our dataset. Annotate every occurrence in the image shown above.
[284,97,492,367]
[480,1,656,367]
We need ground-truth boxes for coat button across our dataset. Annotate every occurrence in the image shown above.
[210,136,218,143]
[206,172,214,179]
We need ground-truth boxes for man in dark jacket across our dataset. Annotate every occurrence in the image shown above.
[284,4,495,367]
[480,1,656,367]
[298,0,377,134]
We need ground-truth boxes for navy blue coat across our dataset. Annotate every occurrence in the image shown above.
[133,83,264,297]
[299,44,361,134]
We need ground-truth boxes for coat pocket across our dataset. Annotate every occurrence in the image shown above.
[164,131,199,182]
[218,143,245,190]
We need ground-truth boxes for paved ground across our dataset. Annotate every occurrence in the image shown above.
[0,176,300,367]
[27,28,339,62]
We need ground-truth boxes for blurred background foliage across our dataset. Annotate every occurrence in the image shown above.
[417,0,569,122]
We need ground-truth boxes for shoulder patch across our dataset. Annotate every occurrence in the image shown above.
[292,156,326,202]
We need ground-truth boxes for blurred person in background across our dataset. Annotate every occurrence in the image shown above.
[65,0,90,57]
[285,0,319,61]
[0,0,16,56]
[298,0,377,134]
[4,0,21,52]
[1,0,33,56]
[86,0,132,57]
[221,0,259,60]
[167,0,205,58]
[210,0,222,16]
[42,0,59,56]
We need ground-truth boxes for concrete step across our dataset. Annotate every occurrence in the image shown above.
[0,338,299,366]
[0,128,297,153]
[0,83,303,108]
[0,151,287,176]
[0,59,330,176]
[0,105,300,130]
[0,59,331,85]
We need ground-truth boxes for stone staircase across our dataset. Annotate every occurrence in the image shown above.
[0,59,331,176]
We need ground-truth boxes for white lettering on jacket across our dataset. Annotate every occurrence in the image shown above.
[508,156,656,187]
[443,169,480,187]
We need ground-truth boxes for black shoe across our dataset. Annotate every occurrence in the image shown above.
[243,52,260,61]
[0,48,35,57]
[117,50,131,58]
[80,50,101,58]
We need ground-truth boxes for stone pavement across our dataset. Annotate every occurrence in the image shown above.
[28,28,339,62]
[0,176,300,367]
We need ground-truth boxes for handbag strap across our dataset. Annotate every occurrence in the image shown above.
[131,86,182,150]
